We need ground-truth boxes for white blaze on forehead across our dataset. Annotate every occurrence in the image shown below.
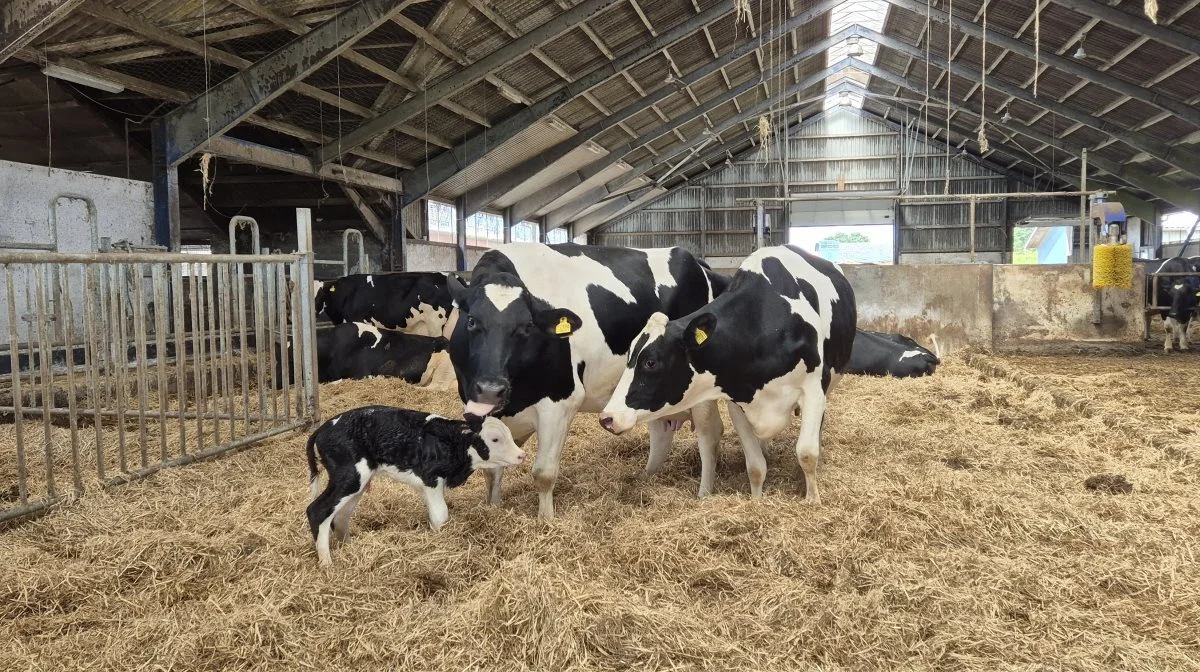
[313,280,325,293]
[366,275,374,287]
[483,284,524,311]
[1174,284,1185,291]
[354,321,384,348]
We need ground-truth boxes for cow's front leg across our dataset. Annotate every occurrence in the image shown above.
[691,400,724,497]
[644,420,675,476]
[531,409,573,519]
[728,402,766,498]
[1165,317,1177,353]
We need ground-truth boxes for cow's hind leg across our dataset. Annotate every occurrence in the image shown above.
[306,468,363,566]
[795,375,828,504]
[1180,318,1192,351]
[644,421,675,476]
[691,400,724,497]
[727,402,766,498]
[332,473,371,544]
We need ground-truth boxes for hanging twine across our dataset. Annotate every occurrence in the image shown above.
[1033,0,1040,97]
[757,115,771,162]
[735,0,752,26]
[978,0,989,155]
[198,153,214,210]
[1144,0,1159,23]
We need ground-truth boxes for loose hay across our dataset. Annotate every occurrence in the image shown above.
[2,357,1200,670]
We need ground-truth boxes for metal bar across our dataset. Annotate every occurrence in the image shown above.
[277,264,292,421]
[236,263,251,437]
[199,136,405,192]
[315,0,626,165]
[289,263,303,418]
[111,265,128,473]
[204,263,222,446]
[295,209,320,422]
[171,263,188,456]
[265,263,279,421]
[34,265,56,498]
[190,272,207,453]
[0,0,86,65]
[159,0,415,166]
[969,198,977,263]
[0,407,245,421]
[82,265,104,481]
[252,262,268,432]
[152,264,169,462]
[5,266,28,504]
[58,265,83,494]
[218,263,237,439]
[737,190,1111,202]
[131,262,150,468]
[0,251,301,264]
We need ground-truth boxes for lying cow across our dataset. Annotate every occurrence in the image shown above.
[600,245,857,503]
[314,272,456,337]
[844,329,941,378]
[1147,257,1200,352]
[446,243,732,518]
[305,407,525,566]
[275,322,456,390]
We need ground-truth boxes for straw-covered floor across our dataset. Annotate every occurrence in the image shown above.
[2,353,1198,670]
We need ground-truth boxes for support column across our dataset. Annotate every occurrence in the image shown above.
[698,187,707,258]
[503,206,514,243]
[1079,149,1089,264]
[755,200,765,250]
[150,119,180,250]
[295,208,320,422]
[455,195,468,272]
[968,198,977,263]
[390,193,406,271]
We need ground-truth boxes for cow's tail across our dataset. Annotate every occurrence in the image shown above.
[928,334,942,362]
[306,432,321,501]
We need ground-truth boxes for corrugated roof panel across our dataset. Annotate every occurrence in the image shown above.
[537,27,605,78]
[587,3,651,56]
[496,55,564,100]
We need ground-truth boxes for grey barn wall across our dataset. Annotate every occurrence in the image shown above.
[593,108,1080,261]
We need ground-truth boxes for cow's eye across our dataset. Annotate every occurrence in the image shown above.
[466,316,477,330]
[491,437,499,443]
[642,358,657,371]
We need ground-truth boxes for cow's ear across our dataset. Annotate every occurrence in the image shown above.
[684,312,717,351]
[446,273,469,306]
[535,308,583,338]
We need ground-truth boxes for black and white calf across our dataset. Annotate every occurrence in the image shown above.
[1148,257,1200,352]
[446,243,731,518]
[844,329,941,378]
[275,322,456,390]
[314,272,457,337]
[305,407,524,566]
[599,245,857,503]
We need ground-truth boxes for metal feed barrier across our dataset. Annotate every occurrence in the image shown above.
[0,217,321,524]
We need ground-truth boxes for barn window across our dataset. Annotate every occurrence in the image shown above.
[426,199,457,244]
[465,211,504,246]
[546,228,569,245]
[511,221,539,242]
[179,244,212,277]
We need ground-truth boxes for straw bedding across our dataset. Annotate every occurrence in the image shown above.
[2,353,1199,670]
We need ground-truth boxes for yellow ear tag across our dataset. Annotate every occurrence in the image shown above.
[555,317,572,335]
[694,327,708,345]
[328,286,335,292]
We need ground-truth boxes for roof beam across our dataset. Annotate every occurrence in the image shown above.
[199,136,403,192]
[1048,0,1200,56]
[155,0,413,166]
[341,186,389,242]
[859,28,1200,181]
[0,0,85,65]
[881,0,1200,130]
[510,53,851,223]
[862,63,1200,212]
[457,0,843,216]
[394,1,738,209]
[314,0,626,166]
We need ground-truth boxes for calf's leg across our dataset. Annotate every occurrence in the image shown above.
[727,402,766,498]
[422,478,449,530]
[691,400,724,497]
[307,466,367,566]
[794,375,828,504]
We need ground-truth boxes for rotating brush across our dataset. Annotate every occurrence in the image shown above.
[1092,243,1133,289]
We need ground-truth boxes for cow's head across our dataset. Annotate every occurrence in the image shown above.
[466,416,525,469]
[599,311,719,434]
[314,279,341,321]
[446,273,582,418]
[1166,278,1200,321]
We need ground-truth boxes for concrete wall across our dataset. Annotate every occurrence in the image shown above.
[406,241,487,272]
[992,264,1146,347]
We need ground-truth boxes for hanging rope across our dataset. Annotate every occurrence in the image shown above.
[977,0,990,154]
[944,0,952,194]
[735,0,752,27]
[758,116,772,162]
[924,0,931,180]
[198,153,214,210]
[1144,0,1159,23]
[1033,0,1041,97]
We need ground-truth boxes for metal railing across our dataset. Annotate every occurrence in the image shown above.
[0,217,320,524]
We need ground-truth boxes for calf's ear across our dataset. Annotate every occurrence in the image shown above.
[684,312,717,351]
[535,308,583,338]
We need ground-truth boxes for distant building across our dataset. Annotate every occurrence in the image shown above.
[1025,226,1072,264]
[814,239,892,263]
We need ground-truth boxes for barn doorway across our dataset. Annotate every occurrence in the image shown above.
[1012,221,1074,264]
[788,224,896,264]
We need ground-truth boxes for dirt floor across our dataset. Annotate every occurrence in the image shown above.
[2,352,1199,670]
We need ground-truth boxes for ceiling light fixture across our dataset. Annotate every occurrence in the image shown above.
[847,35,864,57]
[496,83,526,104]
[1074,33,1088,60]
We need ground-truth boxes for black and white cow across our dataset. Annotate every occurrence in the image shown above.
[844,329,941,378]
[446,243,730,518]
[275,322,456,390]
[1148,257,1200,352]
[314,272,457,338]
[599,245,856,504]
[305,407,524,566]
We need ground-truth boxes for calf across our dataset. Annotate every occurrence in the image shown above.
[447,243,731,518]
[275,322,456,390]
[599,245,856,503]
[844,329,941,378]
[315,272,456,337]
[305,407,524,566]
[1148,257,1200,352]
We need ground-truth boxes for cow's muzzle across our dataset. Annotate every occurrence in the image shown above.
[598,411,635,435]
[464,379,509,418]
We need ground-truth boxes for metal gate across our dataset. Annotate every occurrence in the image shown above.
[0,221,320,523]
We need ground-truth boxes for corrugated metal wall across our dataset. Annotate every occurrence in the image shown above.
[594,108,1080,262]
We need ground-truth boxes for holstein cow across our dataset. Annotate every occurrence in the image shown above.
[844,329,941,378]
[1148,257,1200,352]
[599,245,856,504]
[275,322,456,390]
[305,407,524,566]
[314,272,457,338]
[446,243,730,518]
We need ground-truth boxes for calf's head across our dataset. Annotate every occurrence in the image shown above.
[600,311,719,434]
[446,273,581,418]
[467,416,525,469]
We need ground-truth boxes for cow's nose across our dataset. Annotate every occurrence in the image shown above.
[599,415,615,432]
[474,381,509,403]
